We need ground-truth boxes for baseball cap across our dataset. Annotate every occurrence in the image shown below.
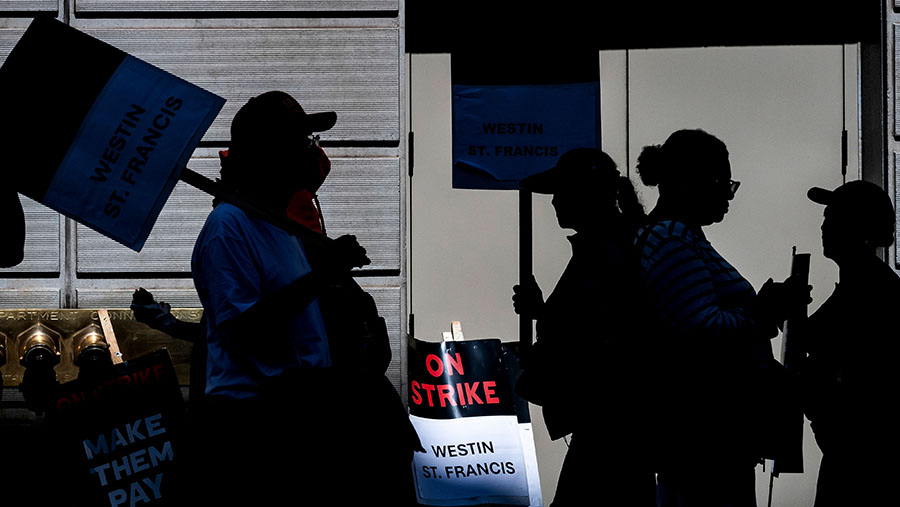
[519,148,619,194]
[231,90,336,144]
[808,180,896,246]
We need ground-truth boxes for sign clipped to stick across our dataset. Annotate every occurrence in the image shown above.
[0,17,225,251]
[409,337,541,506]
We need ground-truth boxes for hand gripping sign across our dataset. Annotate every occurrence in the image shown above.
[0,17,225,251]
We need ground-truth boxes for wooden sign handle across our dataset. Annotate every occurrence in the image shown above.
[98,309,124,364]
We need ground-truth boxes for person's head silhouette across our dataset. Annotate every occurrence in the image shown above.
[807,180,895,263]
[223,91,336,208]
[520,148,641,233]
[638,129,737,226]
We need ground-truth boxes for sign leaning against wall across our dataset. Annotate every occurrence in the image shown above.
[409,337,540,506]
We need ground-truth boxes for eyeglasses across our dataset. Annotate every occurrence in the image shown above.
[714,179,741,195]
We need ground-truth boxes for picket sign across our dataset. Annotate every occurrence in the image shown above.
[48,349,187,507]
[409,337,543,506]
[0,17,224,251]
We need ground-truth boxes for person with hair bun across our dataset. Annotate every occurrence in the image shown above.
[634,129,808,506]
[512,148,655,506]
[801,180,899,507]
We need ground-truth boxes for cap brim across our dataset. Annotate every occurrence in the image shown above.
[807,187,832,205]
[306,111,337,132]
[519,166,561,194]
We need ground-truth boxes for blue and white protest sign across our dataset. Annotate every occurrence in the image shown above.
[0,18,224,251]
[452,82,600,190]
[409,338,541,506]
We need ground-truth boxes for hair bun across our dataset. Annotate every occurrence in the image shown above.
[636,144,664,187]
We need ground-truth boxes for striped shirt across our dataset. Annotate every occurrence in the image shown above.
[635,220,761,343]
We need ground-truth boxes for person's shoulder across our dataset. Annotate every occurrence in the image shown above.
[194,204,257,254]
[636,220,697,249]
[208,202,248,223]
[203,203,255,234]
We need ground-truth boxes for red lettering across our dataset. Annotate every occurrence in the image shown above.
[437,385,456,408]
[153,363,165,380]
[425,354,443,377]
[456,383,466,405]
[483,381,500,404]
[446,353,464,376]
[411,381,423,405]
[56,397,71,411]
[464,382,484,405]
[421,383,436,407]
[55,390,87,412]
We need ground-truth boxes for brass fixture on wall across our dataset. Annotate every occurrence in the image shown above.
[17,323,61,370]
[0,309,199,388]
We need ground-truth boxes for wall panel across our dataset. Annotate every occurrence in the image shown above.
[75,287,200,307]
[0,27,27,60]
[81,26,400,143]
[0,288,60,308]
[0,1,56,12]
[76,0,398,14]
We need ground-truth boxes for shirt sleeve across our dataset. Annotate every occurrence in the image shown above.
[196,227,262,328]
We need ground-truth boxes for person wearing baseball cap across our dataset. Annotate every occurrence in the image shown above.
[190,91,368,504]
[801,180,899,507]
[222,90,337,208]
[807,180,895,262]
[512,148,655,506]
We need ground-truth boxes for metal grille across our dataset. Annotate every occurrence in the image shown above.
[76,1,399,14]
[83,27,400,143]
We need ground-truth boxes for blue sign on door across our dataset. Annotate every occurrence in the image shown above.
[452,82,600,190]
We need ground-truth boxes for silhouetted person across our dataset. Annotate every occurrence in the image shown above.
[131,288,206,409]
[801,181,899,507]
[190,91,369,505]
[512,148,655,506]
[244,113,420,503]
[141,122,421,503]
[2,184,28,396]
[0,189,25,394]
[280,139,422,505]
[0,188,25,269]
[634,129,807,507]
